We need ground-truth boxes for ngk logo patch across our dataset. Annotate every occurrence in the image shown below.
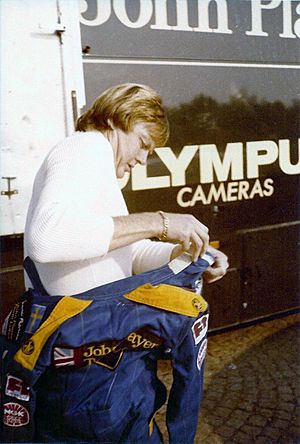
[5,376,30,401]
[3,402,29,427]
[192,314,209,345]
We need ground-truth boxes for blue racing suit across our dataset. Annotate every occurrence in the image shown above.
[1,253,213,443]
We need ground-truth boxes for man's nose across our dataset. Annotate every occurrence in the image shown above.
[137,150,148,165]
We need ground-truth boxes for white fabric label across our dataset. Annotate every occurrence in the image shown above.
[168,252,214,274]
[168,253,193,274]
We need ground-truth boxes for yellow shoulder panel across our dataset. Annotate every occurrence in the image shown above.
[14,296,92,371]
[124,284,208,317]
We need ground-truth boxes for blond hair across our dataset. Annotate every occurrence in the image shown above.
[76,83,169,147]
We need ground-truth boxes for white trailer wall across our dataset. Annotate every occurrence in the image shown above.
[0,0,85,235]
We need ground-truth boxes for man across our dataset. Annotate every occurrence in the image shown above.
[1,83,229,443]
[24,83,228,295]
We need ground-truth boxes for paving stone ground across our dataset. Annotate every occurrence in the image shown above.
[156,313,300,444]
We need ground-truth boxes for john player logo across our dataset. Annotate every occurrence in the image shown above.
[192,314,209,346]
[53,328,163,370]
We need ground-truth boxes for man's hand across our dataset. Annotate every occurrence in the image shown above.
[203,246,229,283]
[111,212,209,262]
[165,213,209,261]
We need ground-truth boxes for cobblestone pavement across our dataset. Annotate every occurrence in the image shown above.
[156,313,300,444]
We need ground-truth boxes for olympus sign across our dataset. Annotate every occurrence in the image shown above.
[80,0,300,39]
[119,139,300,207]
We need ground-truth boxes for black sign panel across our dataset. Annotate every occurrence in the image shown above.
[82,62,299,234]
[79,0,300,326]
[80,0,300,63]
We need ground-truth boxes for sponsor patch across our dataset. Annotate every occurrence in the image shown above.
[5,376,30,402]
[197,339,207,371]
[192,313,209,345]
[3,402,30,427]
[3,298,31,341]
[53,328,163,370]
[14,297,93,372]
[25,304,46,334]
[21,339,35,355]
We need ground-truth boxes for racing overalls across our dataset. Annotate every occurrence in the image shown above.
[1,253,213,443]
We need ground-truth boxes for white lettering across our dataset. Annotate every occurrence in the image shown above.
[278,139,300,175]
[194,0,232,34]
[79,0,111,27]
[227,181,238,201]
[190,185,207,206]
[263,178,274,196]
[151,0,191,31]
[249,178,264,198]
[176,179,275,207]
[280,0,297,38]
[238,181,250,200]
[131,164,170,190]
[113,0,153,28]
[151,0,171,30]
[247,141,278,178]
[177,187,193,207]
[156,146,198,186]
[200,143,243,183]
[206,182,227,203]
[79,0,299,40]
[246,0,282,37]
[294,4,300,38]
[120,139,295,203]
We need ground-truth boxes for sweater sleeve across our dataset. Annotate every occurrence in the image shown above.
[25,133,123,263]
[131,239,175,275]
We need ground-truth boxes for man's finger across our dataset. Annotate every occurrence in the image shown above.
[198,230,209,257]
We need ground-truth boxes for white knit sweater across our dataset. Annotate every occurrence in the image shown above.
[24,131,174,295]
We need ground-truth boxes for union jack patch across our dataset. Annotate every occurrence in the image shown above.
[53,347,75,367]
